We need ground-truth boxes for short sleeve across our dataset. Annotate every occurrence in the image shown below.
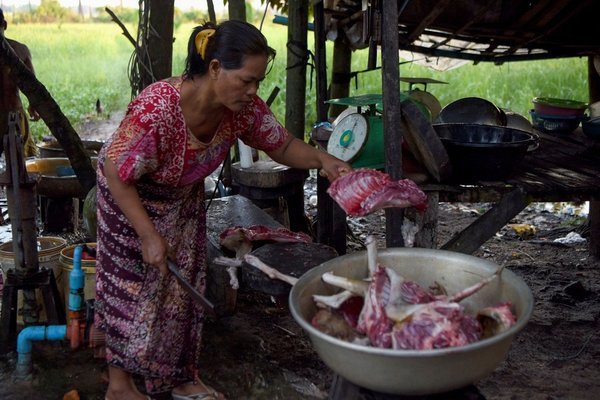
[238,96,290,152]
[106,82,178,184]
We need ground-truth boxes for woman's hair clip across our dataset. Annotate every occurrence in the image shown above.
[195,28,216,59]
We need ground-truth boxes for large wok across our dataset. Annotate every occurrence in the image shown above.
[289,248,533,395]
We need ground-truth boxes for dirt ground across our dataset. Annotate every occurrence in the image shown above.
[0,115,598,399]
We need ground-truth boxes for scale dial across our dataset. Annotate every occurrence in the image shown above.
[327,113,368,162]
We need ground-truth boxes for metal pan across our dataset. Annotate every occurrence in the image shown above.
[289,248,533,395]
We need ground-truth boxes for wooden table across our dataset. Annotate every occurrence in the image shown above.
[423,129,600,254]
[314,129,599,256]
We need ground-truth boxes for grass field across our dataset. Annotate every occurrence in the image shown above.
[8,21,589,140]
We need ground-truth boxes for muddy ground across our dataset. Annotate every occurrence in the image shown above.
[0,115,598,399]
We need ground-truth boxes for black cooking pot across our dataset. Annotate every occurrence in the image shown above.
[432,123,538,182]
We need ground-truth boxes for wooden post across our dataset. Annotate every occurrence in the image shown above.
[314,0,346,254]
[146,1,173,82]
[329,38,352,119]
[228,0,246,21]
[381,0,404,247]
[285,0,309,140]
[314,0,328,123]
[588,56,600,259]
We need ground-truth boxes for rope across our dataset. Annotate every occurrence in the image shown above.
[286,40,315,90]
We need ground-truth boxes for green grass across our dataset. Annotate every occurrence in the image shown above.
[8,21,589,140]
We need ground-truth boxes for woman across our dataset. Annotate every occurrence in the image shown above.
[95,20,350,400]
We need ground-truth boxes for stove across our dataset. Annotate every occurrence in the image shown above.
[330,375,485,400]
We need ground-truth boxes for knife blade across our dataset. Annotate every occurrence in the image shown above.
[167,259,216,316]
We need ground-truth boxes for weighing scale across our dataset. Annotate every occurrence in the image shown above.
[326,94,385,169]
[325,93,451,182]
[326,93,433,169]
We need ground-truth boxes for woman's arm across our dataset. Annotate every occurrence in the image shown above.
[267,135,351,181]
[103,157,169,275]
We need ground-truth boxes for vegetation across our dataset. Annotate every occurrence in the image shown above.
[6,16,588,141]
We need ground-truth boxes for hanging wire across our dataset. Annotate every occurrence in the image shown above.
[259,0,270,31]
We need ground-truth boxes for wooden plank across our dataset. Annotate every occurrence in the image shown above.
[442,188,530,254]
[401,100,451,182]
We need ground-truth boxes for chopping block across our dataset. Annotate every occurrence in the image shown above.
[205,195,337,316]
[231,160,309,233]
[206,195,283,316]
[240,242,338,297]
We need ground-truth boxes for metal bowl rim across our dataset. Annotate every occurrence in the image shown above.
[289,247,534,357]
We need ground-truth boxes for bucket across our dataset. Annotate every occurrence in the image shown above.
[58,243,96,319]
[0,236,67,324]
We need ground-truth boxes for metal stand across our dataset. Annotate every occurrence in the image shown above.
[0,112,65,354]
[231,160,309,233]
[329,375,485,400]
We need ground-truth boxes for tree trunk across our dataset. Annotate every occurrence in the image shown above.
[228,0,246,21]
[328,37,352,119]
[285,0,308,140]
[146,1,174,82]
[0,34,96,196]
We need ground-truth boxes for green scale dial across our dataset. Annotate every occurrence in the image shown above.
[327,113,369,162]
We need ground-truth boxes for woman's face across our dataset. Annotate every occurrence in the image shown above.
[212,54,268,112]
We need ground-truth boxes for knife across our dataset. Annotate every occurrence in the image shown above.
[167,259,216,317]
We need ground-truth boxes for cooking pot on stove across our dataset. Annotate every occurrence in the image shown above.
[289,248,533,395]
[432,123,538,182]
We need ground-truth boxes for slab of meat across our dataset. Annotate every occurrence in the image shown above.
[220,224,312,258]
[356,265,394,348]
[327,168,428,216]
[220,225,312,244]
[391,301,482,350]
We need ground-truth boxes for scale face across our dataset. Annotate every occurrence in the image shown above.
[327,113,369,162]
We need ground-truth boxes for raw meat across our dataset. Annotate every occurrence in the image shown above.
[219,225,312,258]
[327,168,428,216]
[477,301,517,339]
[390,301,482,350]
[316,236,516,350]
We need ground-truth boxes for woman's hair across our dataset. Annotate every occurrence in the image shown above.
[183,20,276,78]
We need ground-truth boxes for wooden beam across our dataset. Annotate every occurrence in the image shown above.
[441,188,531,254]
[588,56,600,260]
[314,0,328,122]
[381,0,404,247]
[405,0,452,43]
[285,0,309,140]
[314,0,346,254]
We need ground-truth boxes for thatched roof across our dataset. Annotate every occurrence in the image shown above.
[328,0,600,63]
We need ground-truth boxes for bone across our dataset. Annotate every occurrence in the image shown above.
[313,290,356,309]
[366,235,378,276]
[214,256,243,268]
[226,266,239,290]
[213,257,242,289]
[321,272,368,295]
[446,265,506,303]
[243,254,299,286]
[401,217,420,248]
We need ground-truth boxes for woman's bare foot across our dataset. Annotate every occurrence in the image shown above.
[172,379,226,400]
[105,366,148,400]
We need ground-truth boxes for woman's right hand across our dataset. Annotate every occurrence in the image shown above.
[140,230,169,276]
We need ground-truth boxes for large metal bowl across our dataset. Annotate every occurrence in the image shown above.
[289,248,533,395]
[26,157,97,198]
